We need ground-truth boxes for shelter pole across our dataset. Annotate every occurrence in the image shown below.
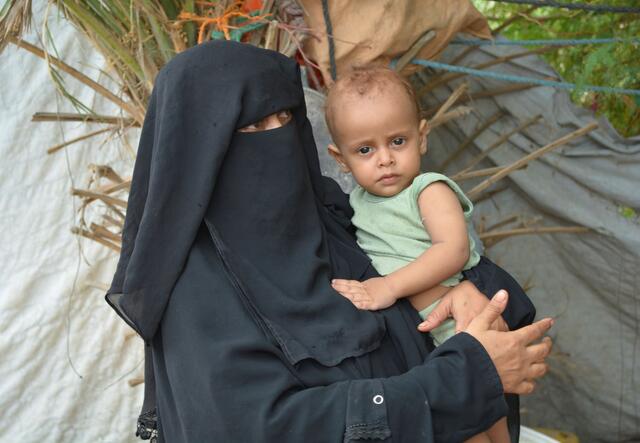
[466,122,599,199]
[458,114,542,173]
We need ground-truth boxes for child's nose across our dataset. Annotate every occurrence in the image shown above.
[377,148,394,166]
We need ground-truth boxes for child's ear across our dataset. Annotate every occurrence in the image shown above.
[327,144,351,173]
[418,119,430,155]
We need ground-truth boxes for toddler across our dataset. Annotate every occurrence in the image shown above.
[326,65,509,443]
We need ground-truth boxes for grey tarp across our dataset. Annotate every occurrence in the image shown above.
[307,37,640,442]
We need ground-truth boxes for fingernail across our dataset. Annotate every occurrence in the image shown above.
[495,290,506,301]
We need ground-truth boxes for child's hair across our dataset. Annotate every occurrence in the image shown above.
[324,65,421,138]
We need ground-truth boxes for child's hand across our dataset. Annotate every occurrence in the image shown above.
[331,277,397,310]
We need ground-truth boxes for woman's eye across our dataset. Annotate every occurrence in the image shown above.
[391,137,405,147]
[278,110,292,124]
[238,110,291,132]
[238,122,261,132]
[357,146,373,155]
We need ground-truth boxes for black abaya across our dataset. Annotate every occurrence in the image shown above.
[106,40,535,442]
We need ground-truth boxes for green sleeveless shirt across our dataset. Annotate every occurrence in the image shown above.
[349,172,480,287]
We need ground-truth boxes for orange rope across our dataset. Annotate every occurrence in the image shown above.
[178,2,271,43]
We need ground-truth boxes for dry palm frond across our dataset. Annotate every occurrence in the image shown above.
[0,0,32,52]
[32,111,137,125]
[47,127,113,154]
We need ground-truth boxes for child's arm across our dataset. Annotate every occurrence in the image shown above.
[332,182,470,310]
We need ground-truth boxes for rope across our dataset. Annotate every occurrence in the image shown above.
[481,0,640,13]
[321,0,337,81]
[410,58,640,96]
[452,37,640,46]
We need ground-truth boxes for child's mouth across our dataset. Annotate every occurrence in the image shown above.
[378,174,399,184]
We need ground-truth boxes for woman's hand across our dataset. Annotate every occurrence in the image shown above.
[417,280,508,333]
[465,290,553,394]
[331,277,397,310]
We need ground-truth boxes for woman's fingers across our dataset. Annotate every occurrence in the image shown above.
[528,362,548,379]
[490,317,509,332]
[417,295,453,331]
[526,337,553,362]
[465,290,509,334]
[514,318,554,345]
[513,380,537,395]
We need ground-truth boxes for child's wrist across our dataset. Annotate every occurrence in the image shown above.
[382,275,403,300]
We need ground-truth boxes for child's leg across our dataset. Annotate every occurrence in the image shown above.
[464,432,491,443]
[485,417,510,443]
[463,417,509,443]
[407,284,450,312]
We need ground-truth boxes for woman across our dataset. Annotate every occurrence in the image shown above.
[106,41,551,442]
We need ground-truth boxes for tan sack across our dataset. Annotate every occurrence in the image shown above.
[300,0,491,83]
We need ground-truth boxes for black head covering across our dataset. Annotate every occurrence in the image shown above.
[106,40,386,366]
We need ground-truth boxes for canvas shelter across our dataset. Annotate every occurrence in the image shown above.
[0,1,638,442]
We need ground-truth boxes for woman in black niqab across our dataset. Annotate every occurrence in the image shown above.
[107,41,534,442]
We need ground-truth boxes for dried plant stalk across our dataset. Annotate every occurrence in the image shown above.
[90,223,122,242]
[428,106,472,129]
[458,114,542,173]
[395,30,436,73]
[33,112,136,126]
[466,122,598,199]
[10,37,145,123]
[480,226,590,248]
[453,164,527,182]
[418,46,557,97]
[429,83,468,122]
[72,188,128,208]
[440,110,505,171]
[47,128,113,154]
[128,378,144,387]
[423,84,535,118]
[71,226,121,252]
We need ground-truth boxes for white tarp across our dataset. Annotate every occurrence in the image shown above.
[0,4,142,441]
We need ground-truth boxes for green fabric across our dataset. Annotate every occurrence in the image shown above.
[349,172,480,287]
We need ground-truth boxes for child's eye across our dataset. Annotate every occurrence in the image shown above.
[357,146,374,155]
[391,137,406,147]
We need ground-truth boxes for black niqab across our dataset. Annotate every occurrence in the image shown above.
[106,40,385,367]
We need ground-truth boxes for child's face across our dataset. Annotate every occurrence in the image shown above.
[327,85,428,197]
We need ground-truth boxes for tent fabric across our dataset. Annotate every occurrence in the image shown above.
[307,39,640,442]
[413,40,640,442]
[0,5,143,442]
[300,0,491,84]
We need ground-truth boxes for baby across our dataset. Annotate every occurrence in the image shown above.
[326,66,509,443]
